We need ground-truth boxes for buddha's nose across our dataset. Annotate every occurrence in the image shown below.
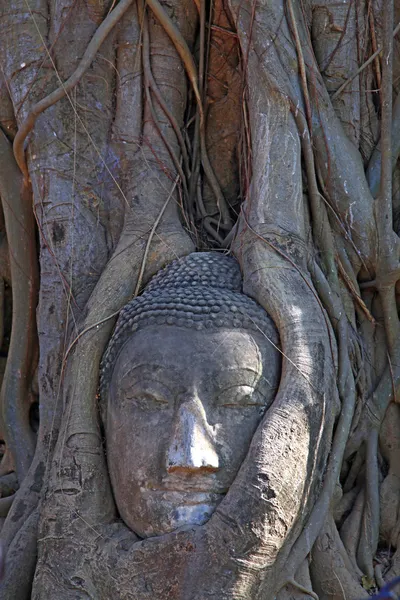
[166,397,219,474]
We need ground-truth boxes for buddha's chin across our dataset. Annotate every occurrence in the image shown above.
[119,489,225,539]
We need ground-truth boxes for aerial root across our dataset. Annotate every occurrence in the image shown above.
[374,564,385,589]
[284,578,318,600]
[357,429,379,578]
[337,258,376,324]
[331,21,400,100]
[134,178,179,297]
[359,266,400,291]
[13,0,134,184]
[287,5,398,579]
[0,132,38,481]
[147,0,232,233]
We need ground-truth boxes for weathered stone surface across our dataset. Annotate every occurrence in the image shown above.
[102,252,280,538]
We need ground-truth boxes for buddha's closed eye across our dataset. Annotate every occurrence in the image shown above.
[217,385,265,407]
[124,382,265,411]
[124,380,172,410]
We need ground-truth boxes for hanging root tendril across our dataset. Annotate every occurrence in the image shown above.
[13,0,134,185]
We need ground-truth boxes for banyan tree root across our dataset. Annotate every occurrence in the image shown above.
[379,403,400,549]
[12,0,134,185]
[3,0,400,597]
[0,131,38,483]
[310,515,366,600]
[146,0,233,231]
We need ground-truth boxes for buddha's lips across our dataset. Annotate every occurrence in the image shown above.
[141,488,226,499]
[155,475,229,495]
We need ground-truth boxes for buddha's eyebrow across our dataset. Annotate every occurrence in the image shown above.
[119,362,181,382]
[213,367,261,389]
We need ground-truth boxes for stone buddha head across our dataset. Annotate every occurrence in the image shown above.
[100,253,280,538]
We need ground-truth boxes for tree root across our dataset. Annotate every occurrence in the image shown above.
[286,577,318,600]
[139,4,190,179]
[0,508,38,600]
[275,262,355,592]
[134,178,179,297]
[140,14,190,220]
[147,0,232,229]
[0,131,38,481]
[146,0,202,117]
[13,0,134,184]
[334,484,361,525]
[357,429,379,578]
[377,0,395,250]
[379,404,400,546]
[337,258,375,324]
[310,514,365,600]
[360,267,400,291]
[374,564,385,589]
[340,488,364,573]
[367,92,400,198]
[331,21,400,101]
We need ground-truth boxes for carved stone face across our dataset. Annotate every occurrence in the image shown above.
[106,324,279,538]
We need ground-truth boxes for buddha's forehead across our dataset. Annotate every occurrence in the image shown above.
[99,254,280,398]
[111,324,264,383]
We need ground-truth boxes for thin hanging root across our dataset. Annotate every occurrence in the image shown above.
[196,186,225,244]
[332,21,400,100]
[200,131,232,227]
[368,2,381,97]
[144,89,187,192]
[146,0,203,119]
[13,0,134,184]
[63,308,121,363]
[146,67,191,178]
[197,0,231,227]
[147,0,232,228]
[287,578,319,600]
[336,258,376,324]
[134,177,178,297]
[287,0,312,130]
[357,428,379,578]
[138,2,191,179]
[141,16,189,202]
[64,180,179,361]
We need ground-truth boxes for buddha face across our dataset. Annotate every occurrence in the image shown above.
[106,324,279,538]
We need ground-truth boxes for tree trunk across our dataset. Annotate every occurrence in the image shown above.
[0,0,400,598]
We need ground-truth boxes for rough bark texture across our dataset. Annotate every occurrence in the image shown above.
[0,0,400,598]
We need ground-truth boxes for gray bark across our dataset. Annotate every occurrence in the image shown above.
[0,0,399,598]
